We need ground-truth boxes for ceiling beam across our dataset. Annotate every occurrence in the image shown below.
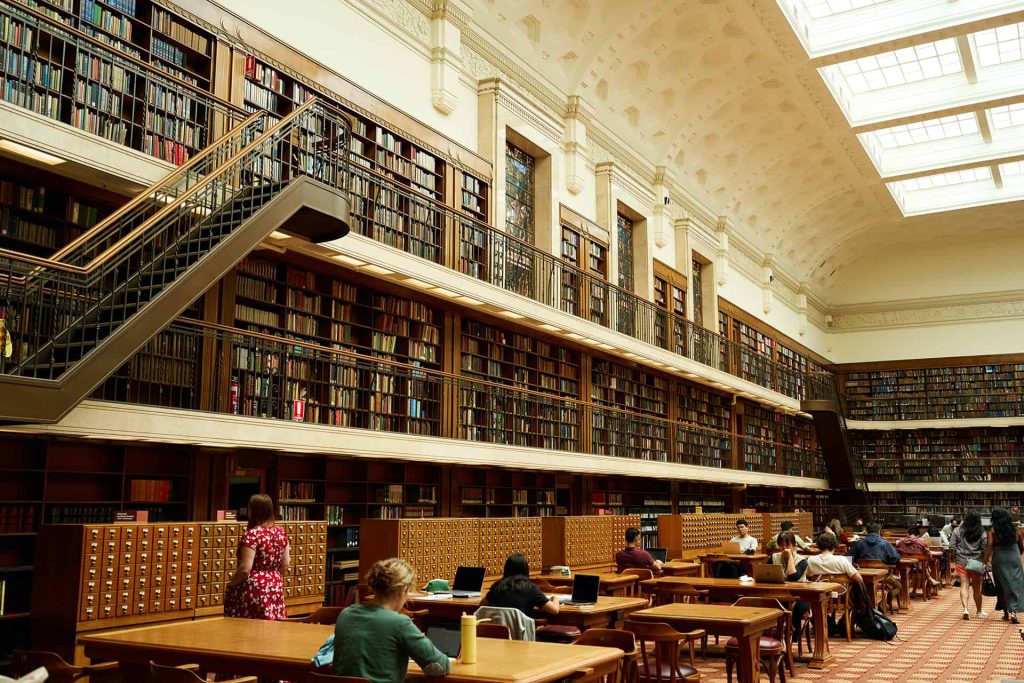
[880,152,1024,182]
[992,165,1004,188]
[849,92,1024,133]
[955,35,978,84]
[977,109,994,143]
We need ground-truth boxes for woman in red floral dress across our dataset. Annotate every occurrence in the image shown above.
[224,493,290,620]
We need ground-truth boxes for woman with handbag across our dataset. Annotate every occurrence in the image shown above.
[984,508,1024,623]
[950,511,987,619]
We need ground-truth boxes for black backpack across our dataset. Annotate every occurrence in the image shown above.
[856,607,898,641]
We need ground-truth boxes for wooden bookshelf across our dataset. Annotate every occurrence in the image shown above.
[872,491,1023,519]
[841,361,1024,420]
[739,401,777,474]
[653,260,687,355]
[737,400,821,477]
[591,359,670,462]
[229,255,443,434]
[675,381,732,468]
[854,427,1023,483]
[588,477,671,546]
[458,316,581,451]
[453,468,556,518]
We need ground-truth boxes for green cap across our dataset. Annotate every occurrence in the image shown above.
[425,579,450,592]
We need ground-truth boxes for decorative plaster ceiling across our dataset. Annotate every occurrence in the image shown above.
[467,0,1024,303]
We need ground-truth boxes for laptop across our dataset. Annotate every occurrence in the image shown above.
[648,547,668,563]
[753,563,787,584]
[425,625,461,658]
[446,566,486,598]
[564,573,601,606]
[722,541,743,554]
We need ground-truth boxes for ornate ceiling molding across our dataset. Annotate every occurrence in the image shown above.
[829,289,1024,330]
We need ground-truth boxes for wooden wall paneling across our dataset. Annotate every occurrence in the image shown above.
[443,311,459,440]
[580,354,593,454]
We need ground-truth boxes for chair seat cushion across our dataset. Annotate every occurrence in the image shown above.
[638,662,698,681]
[537,625,581,636]
[724,636,784,651]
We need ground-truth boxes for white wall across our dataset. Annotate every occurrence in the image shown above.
[828,317,1024,363]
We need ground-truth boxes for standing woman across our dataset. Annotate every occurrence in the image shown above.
[950,511,987,620]
[985,508,1024,623]
[224,493,290,620]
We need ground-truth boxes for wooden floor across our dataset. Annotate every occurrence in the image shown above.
[692,584,1024,682]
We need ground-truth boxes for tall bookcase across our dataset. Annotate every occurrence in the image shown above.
[453,468,556,518]
[675,381,732,468]
[739,401,777,474]
[854,427,1023,483]
[590,359,670,461]
[229,255,443,435]
[2,0,220,163]
[588,477,671,547]
[872,492,1023,519]
[738,401,821,477]
[458,317,581,451]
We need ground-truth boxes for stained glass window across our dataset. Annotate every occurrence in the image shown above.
[504,143,535,297]
[692,259,704,327]
[616,214,634,292]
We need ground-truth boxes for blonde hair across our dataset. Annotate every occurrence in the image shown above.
[247,493,276,529]
[366,558,416,599]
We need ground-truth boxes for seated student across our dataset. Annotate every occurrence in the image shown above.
[333,558,451,683]
[896,525,941,587]
[730,519,758,553]
[483,554,559,617]
[806,533,865,589]
[770,531,811,637]
[615,527,663,574]
[766,521,810,552]
[850,518,867,535]
[850,522,903,610]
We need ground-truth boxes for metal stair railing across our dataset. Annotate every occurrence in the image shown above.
[0,98,351,380]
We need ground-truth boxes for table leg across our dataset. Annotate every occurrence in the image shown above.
[898,565,911,613]
[806,592,833,669]
[735,633,760,683]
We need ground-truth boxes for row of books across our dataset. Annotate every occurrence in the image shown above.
[80,0,133,41]
[127,478,173,502]
[73,105,128,142]
[152,8,209,55]
[279,480,319,502]
[0,505,34,532]
[3,46,63,90]
[1,209,57,247]
[143,132,191,163]
[151,37,185,68]
[3,77,60,119]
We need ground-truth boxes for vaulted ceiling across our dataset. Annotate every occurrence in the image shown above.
[468,0,1024,304]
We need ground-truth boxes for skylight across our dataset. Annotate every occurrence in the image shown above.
[873,113,979,149]
[1001,160,1024,177]
[989,102,1024,130]
[835,39,961,93]
[974,22,1024,67]
[803,0,890,20]
[898,167,991,191]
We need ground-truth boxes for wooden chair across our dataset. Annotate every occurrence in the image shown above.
[11,650,118,683]
[575,628,639,683]
[810,573,853,642]
[746,590,802,676]
[552,585,573,594]
[652,583,707,607]
[477,622,512,639]
[855,559,899,614]
[285,606,344,624]
[620,568,653,599]
[149,662,255,682]
[624,620,704,683]
[725,597,791,683]
[307,674,372,683]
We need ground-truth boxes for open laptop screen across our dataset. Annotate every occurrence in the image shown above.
[452,566,486,592]
[648,547,668,563]
[570,574,601,603]
[425,626,461,658]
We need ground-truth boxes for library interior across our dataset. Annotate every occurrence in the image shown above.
[0,0,1022,681]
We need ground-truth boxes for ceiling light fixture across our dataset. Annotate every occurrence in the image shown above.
[0,139,65,165]
[332,254,366,267]
[362,264,393,275]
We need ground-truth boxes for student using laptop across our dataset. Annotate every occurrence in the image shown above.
[483,554,559,617]
[770,532,811,640]
[333,558,451,683]
[615,527,663,575]
[730,519,758,553]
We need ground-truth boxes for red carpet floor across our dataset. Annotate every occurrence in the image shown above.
[688,585,1024,682]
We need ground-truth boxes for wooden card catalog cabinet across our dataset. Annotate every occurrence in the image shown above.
[542,515,642,570]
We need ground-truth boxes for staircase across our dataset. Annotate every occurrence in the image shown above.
[802,372,871,510]
[0,99,352,424]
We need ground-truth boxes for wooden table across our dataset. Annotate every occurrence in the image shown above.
[857,568,890,609]
[896,557,917,612]
[629,603,783,683]
[638,576,839,669]
[661,561,700,577]
[544,572,638,597]
[697,553,768,577]
[79,617,623,683]
[407,595,650,631]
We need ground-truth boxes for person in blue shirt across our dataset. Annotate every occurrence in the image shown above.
[849,521,902,611]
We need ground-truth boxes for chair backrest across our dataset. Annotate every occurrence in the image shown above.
[12,651,81,683]
[477,622,512,639]
[552,585,573,594]
[150,663,205,683]
[343,586,360,607]
[623,621,688,683]
[298,606,344,624]
[621,568,654,581]
[855,559,891,569]
[710,559,743,579]
[575,628,637,654]
[654,584,707,605]
[307,674,373,683]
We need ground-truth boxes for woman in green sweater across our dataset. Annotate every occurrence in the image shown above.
[333,558,451,682]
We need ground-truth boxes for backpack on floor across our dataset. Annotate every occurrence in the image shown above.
[856,607,898,641]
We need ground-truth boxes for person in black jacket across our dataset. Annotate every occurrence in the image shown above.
[850,522,903,611]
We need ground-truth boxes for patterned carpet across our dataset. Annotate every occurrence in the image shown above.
[688,585,1024,682]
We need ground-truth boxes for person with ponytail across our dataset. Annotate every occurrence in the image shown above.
[950,511,987,620]
[224,493,289,620]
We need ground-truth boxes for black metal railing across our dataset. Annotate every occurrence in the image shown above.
[93,318,826,478]
[0,0,247,164]
[0,98,351,380]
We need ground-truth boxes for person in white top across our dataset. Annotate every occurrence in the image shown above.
[806,534,865,589]
[730,519,758,553]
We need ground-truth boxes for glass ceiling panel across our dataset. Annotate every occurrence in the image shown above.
[835,39,962,93]
[803,0,891,20]
[873,113,979,149]
[974,22,1024,67]
[898,167,992,191]
[989,102,1024,130]
[1001,160,1024,177]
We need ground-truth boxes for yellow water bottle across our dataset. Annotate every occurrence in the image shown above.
[460,612,478,664]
